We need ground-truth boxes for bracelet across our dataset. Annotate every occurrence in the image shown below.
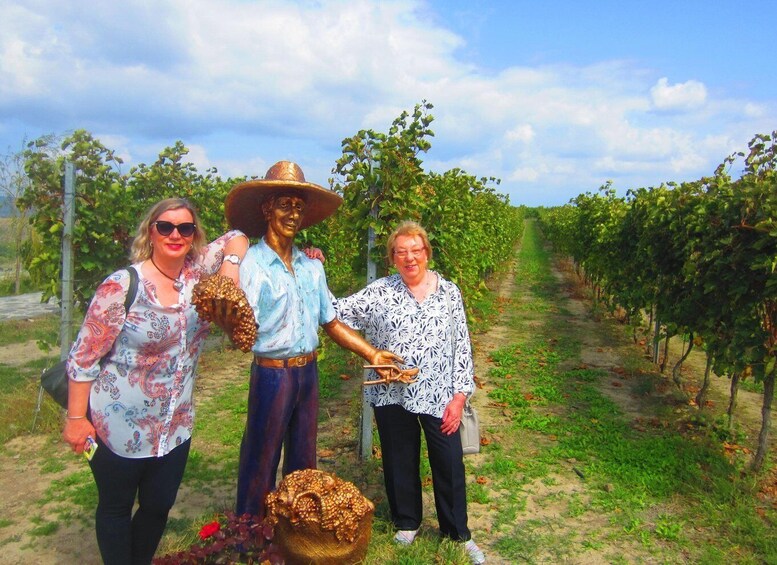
[66,414,86,420]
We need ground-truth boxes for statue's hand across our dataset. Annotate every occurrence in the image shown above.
[363,351,419,385]
[192,275,256,352]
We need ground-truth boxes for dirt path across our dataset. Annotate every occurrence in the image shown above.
[0,240,773,564]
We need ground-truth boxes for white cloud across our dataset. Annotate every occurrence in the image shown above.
[743,102,765,118]
[184,144,212,173]
[508,166,541,182]
[216,156,270,180]
[650,77,707,111]
[0,0,775,207]
[93,133,133,167]
[504,124,535,144]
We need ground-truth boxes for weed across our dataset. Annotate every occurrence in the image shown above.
[28,519,59,537]
[467,481,489,505]
[495,522,545,562]
[39,458,66,474]
[654,513,684,541]
[581,536,604,550]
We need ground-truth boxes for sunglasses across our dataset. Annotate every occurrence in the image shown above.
[153,221,196,237]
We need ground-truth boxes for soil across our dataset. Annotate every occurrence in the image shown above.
[0,252,774,564]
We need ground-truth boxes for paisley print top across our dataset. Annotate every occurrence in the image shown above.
[67,230,244,458]
[334,273,474,418]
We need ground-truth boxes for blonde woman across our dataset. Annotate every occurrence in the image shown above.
[63,198,247,565]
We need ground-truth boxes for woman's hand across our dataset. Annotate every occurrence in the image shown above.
[64,379,94,454]
[440,393,467,435]
[302,246,325,263]
[63,418,96,454]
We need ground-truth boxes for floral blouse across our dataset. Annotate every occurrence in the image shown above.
[66,230,244,458]
[334,272,474,419]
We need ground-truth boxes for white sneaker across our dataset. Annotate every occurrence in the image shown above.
[464,539,486,564]
[393,529,418,545]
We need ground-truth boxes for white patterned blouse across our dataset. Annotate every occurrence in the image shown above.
[334,272,474,419]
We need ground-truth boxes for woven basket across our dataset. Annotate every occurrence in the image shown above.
[274,506,373,565]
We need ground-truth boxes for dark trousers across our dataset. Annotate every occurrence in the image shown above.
[374,403,471,541]
[235,360,319,518]
[88,436,190,565]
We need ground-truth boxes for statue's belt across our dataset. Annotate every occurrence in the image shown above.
[254,351,317,369]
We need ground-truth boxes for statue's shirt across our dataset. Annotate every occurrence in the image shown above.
[240,238,336,358]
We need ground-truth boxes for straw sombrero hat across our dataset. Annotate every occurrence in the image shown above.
[225,161,342,238]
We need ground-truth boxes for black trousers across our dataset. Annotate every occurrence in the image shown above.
[88,436,191,565]
[374,404,471,541]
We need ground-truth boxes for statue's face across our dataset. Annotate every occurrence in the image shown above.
[265,194,306,239]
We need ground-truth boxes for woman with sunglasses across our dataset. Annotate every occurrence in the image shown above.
[62,198,248,565]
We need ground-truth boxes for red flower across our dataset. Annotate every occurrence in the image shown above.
[198,520,221,540]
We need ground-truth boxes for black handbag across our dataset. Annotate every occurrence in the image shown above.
[40,267,139,409]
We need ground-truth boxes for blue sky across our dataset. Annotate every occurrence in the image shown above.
[1,0,775,207]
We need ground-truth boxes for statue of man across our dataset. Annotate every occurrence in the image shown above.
[223,161,403,518]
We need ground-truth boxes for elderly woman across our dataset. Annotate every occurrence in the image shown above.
[334,221,486,564]
[62,198,248,565]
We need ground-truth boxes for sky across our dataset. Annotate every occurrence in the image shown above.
[1,0,775,207]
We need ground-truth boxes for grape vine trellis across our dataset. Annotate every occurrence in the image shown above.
[16,101,523,330]
[539,131,777,472]
[303,101,524,301]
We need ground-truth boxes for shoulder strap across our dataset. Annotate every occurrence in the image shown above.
[444,281,456,363]
[123,266,139,314]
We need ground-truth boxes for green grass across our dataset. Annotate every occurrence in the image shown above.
[475,220,777,563]
[28,518,59,537]
[0,316,60,347]
[0,316,62,445]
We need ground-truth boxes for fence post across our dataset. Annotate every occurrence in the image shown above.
[35,161,76,430]
[358,162,380,460]
[60,161,76,360]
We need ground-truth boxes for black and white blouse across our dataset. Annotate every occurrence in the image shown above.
[334,272,474,418]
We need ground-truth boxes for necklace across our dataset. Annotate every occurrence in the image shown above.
[425,271,436,296]
[150,256,184,291]
[409,271,433,301]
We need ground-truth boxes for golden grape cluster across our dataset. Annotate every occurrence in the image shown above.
[266,469,374,543]
[191,274,256,352]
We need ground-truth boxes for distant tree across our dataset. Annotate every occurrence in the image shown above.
[19,130,129,308]
[19,131,235,308]
[127,141,235,241]
[0,139,34,294]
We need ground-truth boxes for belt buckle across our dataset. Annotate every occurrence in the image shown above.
[293,355,308,368]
